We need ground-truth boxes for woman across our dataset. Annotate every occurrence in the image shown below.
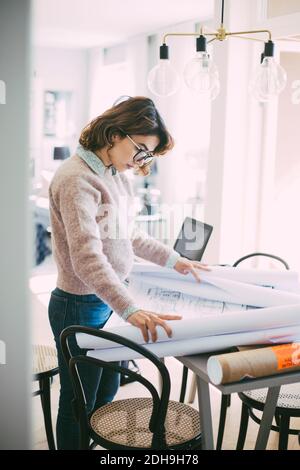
[48,96,208,449]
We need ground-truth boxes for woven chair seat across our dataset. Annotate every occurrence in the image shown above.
[242,383,300,409]
[90,397,201,448]
[33,344,58,376]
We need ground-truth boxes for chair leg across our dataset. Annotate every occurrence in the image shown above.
[39,376,56,450]
[89,440,98,450]
[179,366,188,403]
[188,374,197,403]
[216,394,230,450]
[227,394,231,407]
[278,414,290,450]
[236,402,250,450]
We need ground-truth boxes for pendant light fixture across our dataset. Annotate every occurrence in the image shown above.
[183,34,220,100]
[147,44,181,97]
[249,41,287,102]
[147,0,287,101]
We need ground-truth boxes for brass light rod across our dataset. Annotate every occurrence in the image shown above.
[227,30,272,40]
[162,29,272,45]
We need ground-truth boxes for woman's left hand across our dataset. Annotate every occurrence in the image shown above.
[174,256,211,282]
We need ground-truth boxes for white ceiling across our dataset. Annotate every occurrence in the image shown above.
[32,0,214,49]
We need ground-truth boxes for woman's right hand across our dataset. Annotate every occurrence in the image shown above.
[126,310,182,343]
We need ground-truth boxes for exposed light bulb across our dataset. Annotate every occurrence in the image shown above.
[250,41,287,102]
[147,59,181,97]
[183,51,220,99]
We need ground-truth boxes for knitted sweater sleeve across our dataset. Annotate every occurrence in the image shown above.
[131,225,181,268]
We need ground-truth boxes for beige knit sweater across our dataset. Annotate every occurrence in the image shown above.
[48,145,180,319]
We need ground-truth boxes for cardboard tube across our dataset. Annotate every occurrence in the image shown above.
[207,343,300,385]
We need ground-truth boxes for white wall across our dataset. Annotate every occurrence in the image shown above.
[275,52,300,187]
[32,46,89,178]
[87,35,149,118]
[87,45,136,119]
[267,50,300,270]
[267,0,300,18]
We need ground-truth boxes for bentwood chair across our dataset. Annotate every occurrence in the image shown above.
[60,325,202,450]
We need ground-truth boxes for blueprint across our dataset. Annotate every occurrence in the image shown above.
[127,276,249,317]
[76,263,300,361]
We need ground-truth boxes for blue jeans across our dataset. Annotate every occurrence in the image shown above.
[48,287,120,450]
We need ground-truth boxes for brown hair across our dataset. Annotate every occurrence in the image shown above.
[79,96,174,176]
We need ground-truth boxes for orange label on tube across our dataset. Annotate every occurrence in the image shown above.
[272,343,300,370]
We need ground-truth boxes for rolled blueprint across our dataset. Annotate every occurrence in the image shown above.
[86,325,300,363]
[76,303,300,350]
[207,343,300,385]
[132,262,299,291]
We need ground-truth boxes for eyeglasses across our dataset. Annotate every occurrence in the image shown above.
[126,134,155,167]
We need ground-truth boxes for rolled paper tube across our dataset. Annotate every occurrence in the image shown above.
[207,342,300,385]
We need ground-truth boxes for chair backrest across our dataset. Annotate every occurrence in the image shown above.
[232,252,289,270]
[60,325,171,446]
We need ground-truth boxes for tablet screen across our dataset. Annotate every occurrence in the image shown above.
[173,217,213,261]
